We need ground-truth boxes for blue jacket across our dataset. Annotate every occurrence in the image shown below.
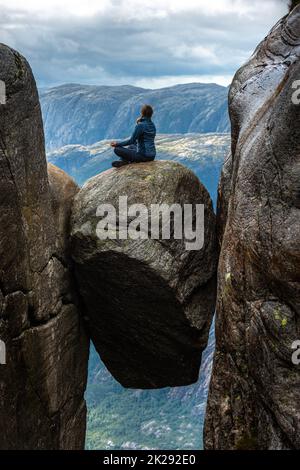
[116,117,156,157]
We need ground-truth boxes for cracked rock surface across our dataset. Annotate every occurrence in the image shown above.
[71,161,217,389]
[205,7,300,450]
[0,44,89,449]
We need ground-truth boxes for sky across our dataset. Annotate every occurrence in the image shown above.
[0,0,288,89]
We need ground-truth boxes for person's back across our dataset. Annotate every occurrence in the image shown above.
[111,104,156,167]
[136,116,156,157]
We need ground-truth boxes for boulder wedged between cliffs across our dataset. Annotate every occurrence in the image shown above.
[71,160,218,389]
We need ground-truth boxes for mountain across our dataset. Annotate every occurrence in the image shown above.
[40,83,230,151]
[47,133,230,205]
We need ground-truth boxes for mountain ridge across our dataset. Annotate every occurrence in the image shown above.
[40,82,230,151]
[47,133,231,204]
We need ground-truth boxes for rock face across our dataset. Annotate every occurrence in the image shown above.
[71,161,217,389]
[47,163,79,261]
[205,7,300,450]
[0,44,89,449]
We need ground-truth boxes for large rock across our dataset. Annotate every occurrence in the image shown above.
[0,44,89,449]
[205,7,300,450]
[71,161,217,388]
[48,162,79,262]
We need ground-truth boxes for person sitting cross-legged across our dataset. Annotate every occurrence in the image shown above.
[110,104,156,168]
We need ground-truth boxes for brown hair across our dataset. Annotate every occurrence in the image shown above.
[141,104,154,119]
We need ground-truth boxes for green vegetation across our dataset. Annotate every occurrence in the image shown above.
[274,306,281,321]
[273,306,288,329]
[85,347,206,450]
[222,271,232,298]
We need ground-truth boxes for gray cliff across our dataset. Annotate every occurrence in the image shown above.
[0,44,89,449]
[205,6,300,450]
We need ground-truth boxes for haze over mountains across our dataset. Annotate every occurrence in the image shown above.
[40,83,230,151]
[47,133,230,205]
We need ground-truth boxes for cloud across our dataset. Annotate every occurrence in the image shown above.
[0,0,288,88]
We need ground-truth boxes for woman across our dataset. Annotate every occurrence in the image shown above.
[110,104,156,168]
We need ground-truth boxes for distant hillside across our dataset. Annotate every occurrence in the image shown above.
[86,327,215,451]
[40,83,230,151]
[47,133,230,204]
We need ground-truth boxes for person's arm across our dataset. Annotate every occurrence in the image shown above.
[115,124,143,147]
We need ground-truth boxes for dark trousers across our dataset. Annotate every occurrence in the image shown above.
[114,146,155,163]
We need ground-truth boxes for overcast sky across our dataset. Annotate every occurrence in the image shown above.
[0,0,288,89]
